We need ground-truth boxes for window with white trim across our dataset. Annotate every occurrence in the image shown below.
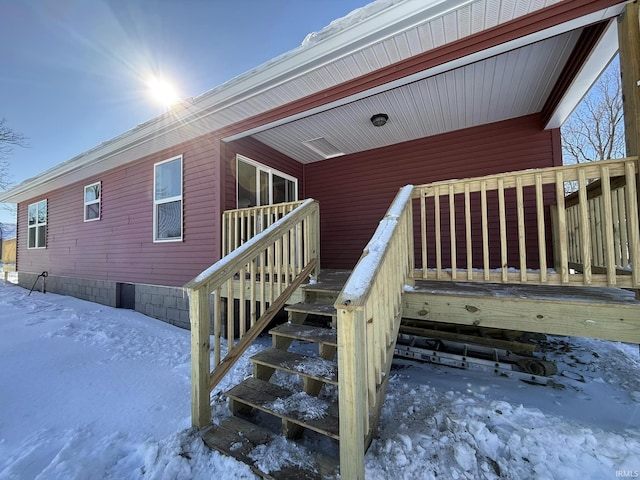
[154,155,183,242]
[236,155,298,208]
[28,199,47,249]
[84,182,101,221]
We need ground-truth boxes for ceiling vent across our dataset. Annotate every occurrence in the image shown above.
[302,137,344,159]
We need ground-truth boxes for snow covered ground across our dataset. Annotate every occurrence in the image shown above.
[1,278,639,479]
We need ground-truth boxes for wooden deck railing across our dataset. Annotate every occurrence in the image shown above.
[334,185,415,480]
[222,200,305,256]
[184,199,320,428]
[564,173,635,276]
[412,157,640,288]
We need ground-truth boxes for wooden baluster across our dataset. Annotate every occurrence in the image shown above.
[600,166,616,286]
[464,183,473,280]
[555,171,569,284]
[435,186,442,279]
[612,189,622,267]
[578,169,592,285]
[239,265,246,336]
[498,178,508,283]
[449,184,457,280]
[535,173,547,284]
[618,186,630,266]
[276,236,283,297]
[227,278,235,350]
[260,250,266,319]
[516,176,526,282]
[249,259,257,328]
[222,213,228,257]
[213,287,222,366]
[481,181,489,281]
[420,190,428,279]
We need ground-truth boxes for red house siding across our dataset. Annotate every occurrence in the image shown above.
[16,114,561,286]
[222,136,304,211]
[304,114,563,269]
[16,133,222,287]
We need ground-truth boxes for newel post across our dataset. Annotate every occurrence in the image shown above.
[618,2,640,158]
[189,287,211,428]
[618,2,640,294]
[337,307,366,479]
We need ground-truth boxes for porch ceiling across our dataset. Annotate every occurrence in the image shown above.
[250,29,582,164]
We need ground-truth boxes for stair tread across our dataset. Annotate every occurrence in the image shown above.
[285,302,337,317]
[226,378,340,440]
[202,416,339,479]
[302,269,351,294]
[269,323,337,346]
[251,348,338,384]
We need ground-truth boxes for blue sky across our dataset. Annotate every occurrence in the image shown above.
[0,0,373,224]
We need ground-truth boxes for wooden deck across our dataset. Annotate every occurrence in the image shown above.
[403,280,640,344]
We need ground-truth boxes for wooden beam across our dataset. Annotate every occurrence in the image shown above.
[402,290,640,344]
[618,2,640,157]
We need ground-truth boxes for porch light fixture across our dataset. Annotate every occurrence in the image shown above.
[370,113,389,127]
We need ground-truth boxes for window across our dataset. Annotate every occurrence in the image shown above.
[236,155,298,208]
[154,155,183,242]
[84,182,101,221]
[28,200,47,249]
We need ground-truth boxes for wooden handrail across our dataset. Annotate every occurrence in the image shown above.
[185,199,320,429]
[412,157,640,288]
[335,185,414,480]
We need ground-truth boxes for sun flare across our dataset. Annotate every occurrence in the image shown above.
[147,77,179,107]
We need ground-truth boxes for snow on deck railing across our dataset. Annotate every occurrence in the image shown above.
[334,185,415,480]
[184,199,320,429]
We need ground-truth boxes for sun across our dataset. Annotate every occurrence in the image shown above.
[147,77,180,107]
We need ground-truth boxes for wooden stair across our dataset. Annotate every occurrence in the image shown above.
[205,270,350,479]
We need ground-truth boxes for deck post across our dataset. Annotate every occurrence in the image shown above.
[337,307,366,480]
[618,2,640,296]
[190,287,211,428]
[618,2,640,158]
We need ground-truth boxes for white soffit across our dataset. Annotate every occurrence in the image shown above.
[225,4,626,144]
[252,31,580,164]
[544,18,619,129]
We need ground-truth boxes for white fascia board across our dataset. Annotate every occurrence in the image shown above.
[225,6,626,142]
[544,18,620,129]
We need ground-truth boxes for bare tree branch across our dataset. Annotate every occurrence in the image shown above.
[561,56,625,165]
[0,118,28,192]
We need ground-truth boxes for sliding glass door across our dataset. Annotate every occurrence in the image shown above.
[237,155,298,208]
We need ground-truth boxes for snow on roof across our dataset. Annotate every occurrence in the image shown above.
[301,0,404,47]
